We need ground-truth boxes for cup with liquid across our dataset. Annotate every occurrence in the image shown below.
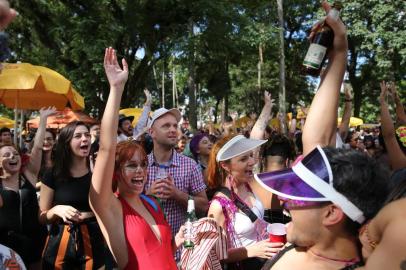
[267,223,287,244]
[156,166,168,202]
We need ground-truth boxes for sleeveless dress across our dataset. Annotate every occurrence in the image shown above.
[119,196,178,270]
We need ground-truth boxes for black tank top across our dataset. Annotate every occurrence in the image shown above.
[0,176,45,239]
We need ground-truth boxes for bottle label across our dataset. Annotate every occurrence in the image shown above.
[184,220,194,247]
[303,44,327,69]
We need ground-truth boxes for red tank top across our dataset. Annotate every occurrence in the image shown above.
[119,196,178,270]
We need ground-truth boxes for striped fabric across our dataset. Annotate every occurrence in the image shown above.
[41,220,106,270]
[180,218,228,270]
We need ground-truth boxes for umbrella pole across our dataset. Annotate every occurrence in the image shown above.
[13,108,18,146]
[19,110,24,149]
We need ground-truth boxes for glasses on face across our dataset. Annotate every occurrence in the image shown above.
[124,162,148,172]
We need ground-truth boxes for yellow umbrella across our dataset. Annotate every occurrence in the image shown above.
[235,116,256,128]
[0,116,14,128]
[0,63,84,110]
[119,108,146,126]
[337,117,364,127]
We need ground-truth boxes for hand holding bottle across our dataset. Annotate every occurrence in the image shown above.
[321,1,347,54]
[303,1,346,76]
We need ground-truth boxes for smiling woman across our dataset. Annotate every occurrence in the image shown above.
[39,121,111,270]
[0,144,47,268]
[206,134,284,269]
[89,47,183,270]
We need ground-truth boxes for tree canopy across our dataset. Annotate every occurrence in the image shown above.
[3,0,405,125]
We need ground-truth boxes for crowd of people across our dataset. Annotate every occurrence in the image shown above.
[1,0,405,269]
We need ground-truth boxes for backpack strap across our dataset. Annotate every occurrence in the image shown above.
[216,187,258,223]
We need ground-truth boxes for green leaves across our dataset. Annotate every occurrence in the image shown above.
[4,0,404,123]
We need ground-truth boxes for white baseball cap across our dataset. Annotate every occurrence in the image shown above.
[147,108,182,128]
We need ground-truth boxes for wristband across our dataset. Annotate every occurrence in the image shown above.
[345,99,352,102]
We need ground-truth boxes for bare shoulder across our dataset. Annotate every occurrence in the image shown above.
[375,198,406,230]
[208,198,224,215]
[270,245,307,270]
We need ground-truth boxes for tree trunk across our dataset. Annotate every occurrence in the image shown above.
[348,38,361,117]
[162,63,165,108]
[214,98,220,124]
[172,66,177,108]
[258,44,263,90]
[221,95,229,124]
[277,0,286,133]
[187,19,197,131]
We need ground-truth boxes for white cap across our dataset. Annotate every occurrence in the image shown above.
[147,108,182,128]
[216,135,267,162]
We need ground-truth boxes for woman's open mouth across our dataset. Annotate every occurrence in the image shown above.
[130,177,144,186]
[245,170,253,177]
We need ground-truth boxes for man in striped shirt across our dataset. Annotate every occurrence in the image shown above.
[145,108,208,260]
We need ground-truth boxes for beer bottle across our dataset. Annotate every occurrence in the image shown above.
[183,196,197,249]
[302,1,343,77]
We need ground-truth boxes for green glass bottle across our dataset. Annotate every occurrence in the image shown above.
[302,1,343,77]
[183,196,197,249]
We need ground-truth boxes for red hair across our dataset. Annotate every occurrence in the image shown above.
[113,141,147,191]
[207,135,237,190]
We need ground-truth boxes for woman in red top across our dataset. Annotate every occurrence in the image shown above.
[89,47,183,269]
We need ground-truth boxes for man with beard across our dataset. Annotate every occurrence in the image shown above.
[117,114,135,142]
[145,108,208,261]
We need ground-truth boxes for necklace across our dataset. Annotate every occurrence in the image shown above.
[309,249,359,266]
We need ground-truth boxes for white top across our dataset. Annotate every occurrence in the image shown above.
[233,197,265,247]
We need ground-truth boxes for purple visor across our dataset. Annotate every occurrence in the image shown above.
[254,146,365,223]
[254,146,331,201]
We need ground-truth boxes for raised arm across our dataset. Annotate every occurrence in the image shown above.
[89,47,128,214]
[250,91,274,140]
[133,89,152,139]
[302,1,348,156]
[379,81,406,171]
[390,82,406,125]
[23,107,56,186]
[288,106,298,139]
[338,83,353,141]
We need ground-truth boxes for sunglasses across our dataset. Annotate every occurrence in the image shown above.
[280,198,329,210]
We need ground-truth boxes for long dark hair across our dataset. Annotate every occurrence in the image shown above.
[52,121,89,181]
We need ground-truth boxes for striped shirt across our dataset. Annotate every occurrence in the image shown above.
[146,150,206,258]
[181,218,227,270]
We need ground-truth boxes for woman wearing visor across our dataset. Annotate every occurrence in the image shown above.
[207,134,284,269]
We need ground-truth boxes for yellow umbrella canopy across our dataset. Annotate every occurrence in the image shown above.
[0,116,14,128]
[235,116,254,128]
[337,117,364,127]
[119,108,146,126]
[0,63,84,110]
